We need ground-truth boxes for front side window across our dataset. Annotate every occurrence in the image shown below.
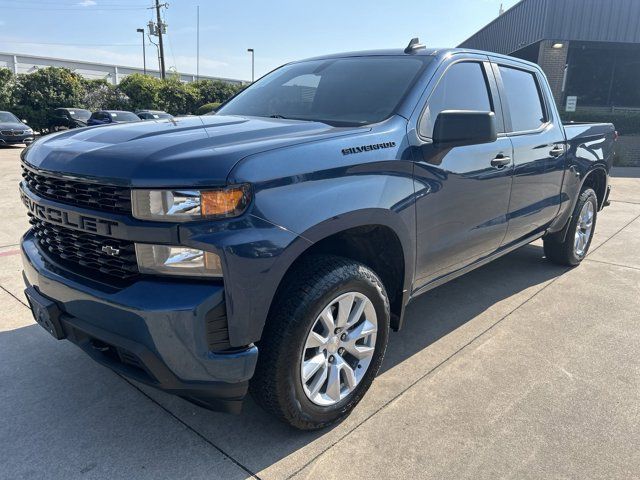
[498,66,546,132]
[419,62,493,138]
[217,56,431,126]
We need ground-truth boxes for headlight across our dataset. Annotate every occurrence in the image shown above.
[25,129,34,134]
[131,185,251,222]
[135,244,223,277]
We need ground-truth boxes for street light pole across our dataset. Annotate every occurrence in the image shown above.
[247,48,254,83]
[136,28,146,75]
[196,5,200,81]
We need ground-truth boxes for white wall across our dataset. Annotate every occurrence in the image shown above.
[0,52,244,85]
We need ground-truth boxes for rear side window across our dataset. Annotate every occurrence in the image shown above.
[498,66,546,132]
[420,62,492,138]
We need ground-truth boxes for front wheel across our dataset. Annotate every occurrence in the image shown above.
[250,255,390,430]
[544,188,598,266]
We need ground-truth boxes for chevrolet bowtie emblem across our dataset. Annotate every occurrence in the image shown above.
[101,245,120,256]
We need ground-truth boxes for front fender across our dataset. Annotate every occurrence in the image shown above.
[217,116,416,343]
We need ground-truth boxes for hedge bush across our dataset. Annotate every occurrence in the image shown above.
[11,67,86,131]
[0,66,244,132]
[195,102,221,115]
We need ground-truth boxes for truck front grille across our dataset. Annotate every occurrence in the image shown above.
[22,164,131,214]
[29,215,139,280]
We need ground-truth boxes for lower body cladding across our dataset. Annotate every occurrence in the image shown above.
[21,233,258,413]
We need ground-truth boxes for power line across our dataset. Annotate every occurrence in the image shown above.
[0,4,149,11]
[0,0,149,5]
[0,40,145,47]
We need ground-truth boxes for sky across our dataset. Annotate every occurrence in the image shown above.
[0,0,520,82]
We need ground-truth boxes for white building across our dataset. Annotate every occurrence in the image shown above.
[0,51,244,85]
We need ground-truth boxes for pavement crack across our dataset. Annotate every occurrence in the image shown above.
[609,200,640,205]
[117,375,263,480]
[0,285,28,308]
[585,258,640,272]
[588,211,640,257]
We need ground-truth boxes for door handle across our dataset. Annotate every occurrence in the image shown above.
[491,154,511,168]
[550,145,565,157]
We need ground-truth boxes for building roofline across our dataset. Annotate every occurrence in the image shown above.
[457,0,528,47]
[0,50,246,83]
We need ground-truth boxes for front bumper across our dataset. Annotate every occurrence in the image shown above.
[21,232,258,413]
[0,134,34,144]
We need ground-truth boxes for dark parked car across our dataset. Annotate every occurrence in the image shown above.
[86,110,141,126]
[20,42,615,430]
[0,111,34,146]
[136,110,173,120]
[49,108,92,131]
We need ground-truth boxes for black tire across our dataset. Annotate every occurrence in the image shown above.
[544,188,598,266]
[250,254,390,430]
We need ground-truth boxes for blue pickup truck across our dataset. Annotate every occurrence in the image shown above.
[19,41,615,430]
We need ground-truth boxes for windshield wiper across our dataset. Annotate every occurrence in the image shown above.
[268,114,330,125]
[266,114,363,127]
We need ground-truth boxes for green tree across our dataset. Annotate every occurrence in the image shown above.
[83,79,130,111]
[156,77,199,115]
[0,68,15,111]
[117,73,161,111]
[13,67,85,131]
[192,79,243,110]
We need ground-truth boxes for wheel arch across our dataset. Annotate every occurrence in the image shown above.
[580,166,608,210]
[266,209,415,335]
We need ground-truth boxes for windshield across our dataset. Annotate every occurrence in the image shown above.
[109,111,141,122]
[217,56,431,126]
[0,112,20,123]
[68,109,91,120]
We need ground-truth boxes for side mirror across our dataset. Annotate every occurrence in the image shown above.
[433,111,497,147]
[22,119,28,124]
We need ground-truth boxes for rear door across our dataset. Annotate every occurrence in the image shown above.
[492,59,566,245]
[411,55,514,287]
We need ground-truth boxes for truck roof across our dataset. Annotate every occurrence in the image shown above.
[297,47,540,70]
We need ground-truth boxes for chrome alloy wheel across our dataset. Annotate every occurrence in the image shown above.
[300,292,378,406]
[574,201,594,257]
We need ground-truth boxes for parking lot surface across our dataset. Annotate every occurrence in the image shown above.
[1,145,639,479]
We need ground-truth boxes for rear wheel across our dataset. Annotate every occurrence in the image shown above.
[544,188,598,266]
[250,255,390,430]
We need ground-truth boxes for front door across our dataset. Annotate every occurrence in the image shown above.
[412,58,514,287]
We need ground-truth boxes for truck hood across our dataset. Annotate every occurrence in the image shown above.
[23,115,364,187]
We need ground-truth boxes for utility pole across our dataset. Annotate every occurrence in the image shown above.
[155,0,167,79]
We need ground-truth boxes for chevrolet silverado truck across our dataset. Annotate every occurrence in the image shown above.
[20,41,615,430]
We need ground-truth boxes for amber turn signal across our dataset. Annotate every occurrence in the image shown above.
[201,185,251,218]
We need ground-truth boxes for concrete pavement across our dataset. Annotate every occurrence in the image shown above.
[1,145,639,479]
